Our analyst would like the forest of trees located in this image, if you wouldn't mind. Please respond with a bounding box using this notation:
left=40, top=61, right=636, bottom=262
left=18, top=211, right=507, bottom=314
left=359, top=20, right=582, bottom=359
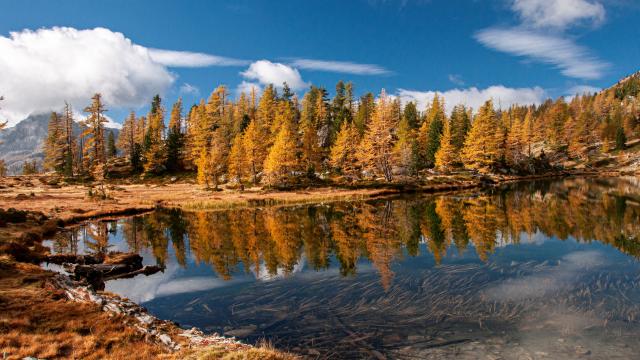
left=41, top=74, right=640, bottom=186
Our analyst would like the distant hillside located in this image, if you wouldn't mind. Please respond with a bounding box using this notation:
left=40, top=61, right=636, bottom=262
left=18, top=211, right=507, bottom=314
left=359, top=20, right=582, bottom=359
left=0, top=114, right=119, bottom=175
left=605, top=70, right=640, bottom=100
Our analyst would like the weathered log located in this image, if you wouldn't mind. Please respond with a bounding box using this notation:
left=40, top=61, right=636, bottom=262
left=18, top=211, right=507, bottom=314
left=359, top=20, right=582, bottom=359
left=46, top=253, right=104, bottom=265
left=103, top=265, right=164, bottom=281
left=104, top=253, right=143, bottom=268
left=64, top=263, right=141, bottom=278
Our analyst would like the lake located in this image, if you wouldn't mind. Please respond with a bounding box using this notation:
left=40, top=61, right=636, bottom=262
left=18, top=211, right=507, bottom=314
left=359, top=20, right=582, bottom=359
left=44, top=177, right=640, bottom=359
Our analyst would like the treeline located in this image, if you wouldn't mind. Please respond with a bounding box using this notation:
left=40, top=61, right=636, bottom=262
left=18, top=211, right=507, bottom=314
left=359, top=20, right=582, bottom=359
left=43, top=75, right=640, bottom=185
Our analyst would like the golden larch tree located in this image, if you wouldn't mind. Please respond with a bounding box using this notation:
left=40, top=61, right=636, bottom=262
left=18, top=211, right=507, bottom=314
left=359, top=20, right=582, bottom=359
left=357, top=89, right=396, bottom=182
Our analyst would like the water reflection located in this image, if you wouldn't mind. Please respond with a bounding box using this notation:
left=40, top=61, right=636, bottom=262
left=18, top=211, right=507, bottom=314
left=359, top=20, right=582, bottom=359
left=46, top=177, right=640, bottom=359
left=51, top=177, right=640, bottom=288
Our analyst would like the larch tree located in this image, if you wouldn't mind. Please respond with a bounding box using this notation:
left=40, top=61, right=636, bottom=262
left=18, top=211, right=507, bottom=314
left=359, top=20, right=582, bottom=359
left=506, top=116, right=524, bottom=164
left=434, top=118, right=457, bottom=171
left=44, top=111, right=66, bottom=173
left=521, top=109, right=534, bottom=159
left=143, top=95, right=167, bottom=173
left=357, top=89, right=396, bottom=182
left=203, top=128, right=228, bottom=189
left=118, top=111, right=137, bottom=163
left=61, top=103, right=76, bottom=176
left=228, top=134, right=248, bottom=183
left=82, top=93, right=108, bottom=171
left=462, top=100, right=501, bottom=172
left=263, top=124, right=298, bottom=186
left=330, top=121, right=359, bottom=177
left=242, top=119, right=268, bottom=184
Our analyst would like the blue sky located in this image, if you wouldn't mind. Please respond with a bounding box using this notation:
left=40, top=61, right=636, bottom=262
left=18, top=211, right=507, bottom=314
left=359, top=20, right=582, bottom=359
left=1, top=0, right=639, bottom=126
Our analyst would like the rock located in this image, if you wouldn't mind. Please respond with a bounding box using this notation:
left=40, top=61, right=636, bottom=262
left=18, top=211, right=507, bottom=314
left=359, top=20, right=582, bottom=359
left=308, top=349, right=321, bottom=356
left=159, top=334, right=173, bottom=346
left=575, top=347, right=591, bottom=356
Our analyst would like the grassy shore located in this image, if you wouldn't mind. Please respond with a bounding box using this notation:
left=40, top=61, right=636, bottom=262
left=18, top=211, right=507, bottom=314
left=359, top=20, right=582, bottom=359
left=0, top=169, right=632, bottom=359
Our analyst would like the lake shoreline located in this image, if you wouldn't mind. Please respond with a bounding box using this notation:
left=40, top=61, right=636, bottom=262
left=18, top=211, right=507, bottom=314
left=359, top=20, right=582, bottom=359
left=0, top=169, right=633, bottom=359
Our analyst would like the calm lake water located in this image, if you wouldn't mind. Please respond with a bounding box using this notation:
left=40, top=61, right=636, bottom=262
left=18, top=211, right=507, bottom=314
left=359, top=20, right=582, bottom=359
left=45, top=177, right=640, bottom=359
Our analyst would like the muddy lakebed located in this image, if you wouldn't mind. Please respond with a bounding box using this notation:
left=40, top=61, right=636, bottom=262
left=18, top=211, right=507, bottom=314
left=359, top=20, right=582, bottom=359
left=43, top=177, right=640, bottom=359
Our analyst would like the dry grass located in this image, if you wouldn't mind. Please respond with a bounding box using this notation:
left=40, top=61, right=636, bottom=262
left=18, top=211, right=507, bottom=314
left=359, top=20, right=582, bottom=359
left=0, top=176, right=406, bottom=219
left=181, top=342, right=297, bottom=360
left=0, top=260, right=172, bottom=360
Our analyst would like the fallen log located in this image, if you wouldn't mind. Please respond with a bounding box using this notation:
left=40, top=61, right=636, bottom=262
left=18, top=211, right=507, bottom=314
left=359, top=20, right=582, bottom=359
left=103, top=265, right=164, bottom=281
left=46, top=253, right=104, bottom=265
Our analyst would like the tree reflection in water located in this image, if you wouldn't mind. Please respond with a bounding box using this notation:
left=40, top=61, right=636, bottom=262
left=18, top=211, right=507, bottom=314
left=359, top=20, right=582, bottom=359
left=52, top=177, right=640, bottom=289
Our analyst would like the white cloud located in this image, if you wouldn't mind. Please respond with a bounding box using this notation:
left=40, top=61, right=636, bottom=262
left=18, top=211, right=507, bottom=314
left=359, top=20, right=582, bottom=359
left=235, top=81, right=262, bottom=97
left=148, top=48, right=248, bottom=67
left=566, top=84, right=601, bottom=96
left=474, top=28, right=608, bottom=80
left=240, top=60, right=309, bottom=91
left=512, top=0, right=606, bottom=30
left=397, top=85, right=547, bottom=114
left=483, top=250, right=606, bottom=302
left=0, top=27, right=176, bottom=126
left=0, top=27, right=246, bottom=126
left=475, top=1, right=608, bottom=80
left=289, top=58, right=390, bottom=75
left=448, top=74, right=465, bottom=86
left=179, top=83, right=200, bottom=96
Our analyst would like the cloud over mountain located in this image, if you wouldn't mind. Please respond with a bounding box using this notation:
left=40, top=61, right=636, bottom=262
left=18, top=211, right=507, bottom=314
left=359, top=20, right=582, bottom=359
left=0, top=27, right=246, bottom=126
left=397, top=85, right=547, bottom=114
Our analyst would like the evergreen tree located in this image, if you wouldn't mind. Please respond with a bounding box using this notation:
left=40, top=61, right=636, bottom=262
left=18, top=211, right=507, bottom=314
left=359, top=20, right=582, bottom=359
left=300, top=87, right=322, bottom=172
left=357, top=89, right=396, bottom=181
left=166, top=98, right=184, bottom=172
left=107, top=130, right=117, bottom=158
left=615, top=125, right=627, bottom=150
left=393, top=108, right=419, bottom=176
left=418, top=95, right=446, bottom=168
left=403, top=102, right=419, bottom=130
left=449, top=104, right=470, bottom=151
left=354, top=93, right=375, bottom=136
left=462, top=100, right=501, bottom=172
